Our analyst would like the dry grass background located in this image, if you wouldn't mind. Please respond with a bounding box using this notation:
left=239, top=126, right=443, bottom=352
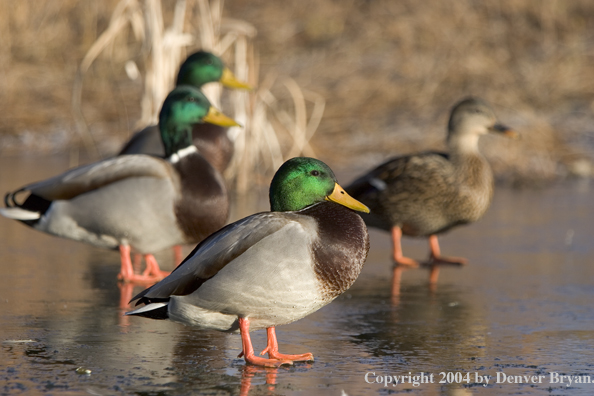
left=1, top=0, right=594, bottom=186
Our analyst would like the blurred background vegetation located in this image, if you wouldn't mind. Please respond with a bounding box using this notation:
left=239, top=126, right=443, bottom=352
left=1, top=0, right=593, bottom=186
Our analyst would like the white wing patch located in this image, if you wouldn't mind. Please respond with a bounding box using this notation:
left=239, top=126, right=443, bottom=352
left=369, top=177, right=387, bottom=191
left=0, top=207, right=41, bottom=220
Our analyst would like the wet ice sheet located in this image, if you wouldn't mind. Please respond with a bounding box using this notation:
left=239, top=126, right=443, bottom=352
left=0, top=155, right=593, bottom=395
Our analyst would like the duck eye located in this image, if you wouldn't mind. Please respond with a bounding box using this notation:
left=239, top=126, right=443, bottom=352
left=206, top=59, right=213, bottom=65
left=310, top=170, right=320, bottom=176
left=187, top=96, right=196, bottom=102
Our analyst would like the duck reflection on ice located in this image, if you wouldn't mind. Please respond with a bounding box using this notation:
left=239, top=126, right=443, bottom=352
left=240, top=365, right=279, bottom=396
left=167, top=326, right=311, bottom=395
left=339, top=282, right=489, bottom=368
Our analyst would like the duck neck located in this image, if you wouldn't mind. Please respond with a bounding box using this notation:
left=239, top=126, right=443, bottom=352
left=191, top=125, right=233, bottom=172
left=447, top=133, right=481, bottom=157
left=161, top=123, right=194, bottom=158
left=448, top=133, right=492, bottom=191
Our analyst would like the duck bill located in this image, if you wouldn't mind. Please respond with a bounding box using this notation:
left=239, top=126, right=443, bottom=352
left=325, top=183, right=370, bottom=213
left=491, top=123, right=519, bottom=139
left=220, top=67, right=252, bottom=90
left=203, top=107, right=242, bottom=128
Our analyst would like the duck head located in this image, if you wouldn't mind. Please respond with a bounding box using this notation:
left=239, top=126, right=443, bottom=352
left=158, top=85, right=240, bottom=157
left=176, top=51, right=252, bottom=90
left=269, top=157, right=370, bottom=213
left=447, top=97, right=517, bottom=151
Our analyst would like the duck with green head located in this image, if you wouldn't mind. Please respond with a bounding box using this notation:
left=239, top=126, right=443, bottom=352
left=1, top=86, right=239, bottom=283
left=119, top=50, right=251, bottom=173
left=127, top=157, right=370, bottom=367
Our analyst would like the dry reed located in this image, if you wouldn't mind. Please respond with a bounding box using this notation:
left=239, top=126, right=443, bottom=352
left=1, top=0, right=593, bottom=183
left=71, top=0, right=323, bottom=192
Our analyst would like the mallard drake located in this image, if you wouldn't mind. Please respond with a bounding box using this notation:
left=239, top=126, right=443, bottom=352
left=121, top=51, right=250, bottom=265
left=346, top=97, right=517, bottom=288
left=126, top=157, right=370, bottom=367
left=1, top=86, right=239, bottom=283
left=118, top=50, right=251, bottom=173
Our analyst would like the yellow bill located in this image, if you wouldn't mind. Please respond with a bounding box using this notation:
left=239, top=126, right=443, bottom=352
left=220, top=67, right=252, bottom=90
left=325, top=183, right=370, bottom=213
left=203, top=107, right=242, bottom=128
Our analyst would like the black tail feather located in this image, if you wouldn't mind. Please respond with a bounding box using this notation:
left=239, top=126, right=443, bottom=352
left=126, top=303, right=169, bottom=320
left=20, top=194, right=52, bottom=214
left=5, top=188, right=51, bottom=214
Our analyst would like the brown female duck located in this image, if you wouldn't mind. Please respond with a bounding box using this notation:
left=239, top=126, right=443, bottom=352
left=346, top=97, right=517, bottom=289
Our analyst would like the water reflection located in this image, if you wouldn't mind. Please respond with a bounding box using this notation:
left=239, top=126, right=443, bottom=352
left=240, top=365, right=280, bottom=396
left=345, top=283, right=488, bottom=366
left=2, top=156, right=594, bottom=395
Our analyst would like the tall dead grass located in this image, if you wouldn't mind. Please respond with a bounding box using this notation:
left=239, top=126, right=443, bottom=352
left=71, top=0, right=323, bottom=192
left=1, top=0, right=593, bottom=183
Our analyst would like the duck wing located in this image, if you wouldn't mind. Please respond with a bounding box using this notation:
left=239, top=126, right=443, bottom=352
left=347, top=152, right=451, bottom=199
left=11, top=155, right=174, bottom=203
left=117, top=125, right=165, bottom=156
left=131, top=212, right=300, bottom=304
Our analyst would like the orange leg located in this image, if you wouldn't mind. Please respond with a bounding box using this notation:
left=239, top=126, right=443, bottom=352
left=118, top=245, right=133, bottom=281
left=425, top=235, right=467, bottom=285
left=144, top=254, right=170, bottom=280
left=133, top=253, right=142, bottom=272
left=390, top=226, right=418, bottom=299
left=117, top=245, right=154, bottom=283
left=391, top=226, right=420, bottom=267
left=238, top=318, right=292, bottom=367
left=117, top=245, right=167, bottom=283
left=260, top=327, right=314, bottom=362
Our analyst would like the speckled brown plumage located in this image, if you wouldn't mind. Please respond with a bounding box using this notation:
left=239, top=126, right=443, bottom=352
left=346, top=97, right=515, bottom=287
left=348, top=150, right=493, bottom=237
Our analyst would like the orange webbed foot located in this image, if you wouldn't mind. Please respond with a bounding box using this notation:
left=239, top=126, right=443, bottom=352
left=119, top=246, right=168, bottom=283
left=259, top=327, right=314, bottom=362
left=117, top=272, right=164, bottom=284
left=143, top=254, right=170, bottom=280
left=260, top=346, right=314, bottom=362
left=391, top=226, right=420, bottom=268
left=245, top=354, right=293, bottom=368
left=237, top=350, right=293, bottom=367
left=424, top=234, right=467, bottom=267
left=423, top=255, right=467, bottom=267
left=238, top=321, right=296, bottom=367
left=393, top=255, right=420, bottom=268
